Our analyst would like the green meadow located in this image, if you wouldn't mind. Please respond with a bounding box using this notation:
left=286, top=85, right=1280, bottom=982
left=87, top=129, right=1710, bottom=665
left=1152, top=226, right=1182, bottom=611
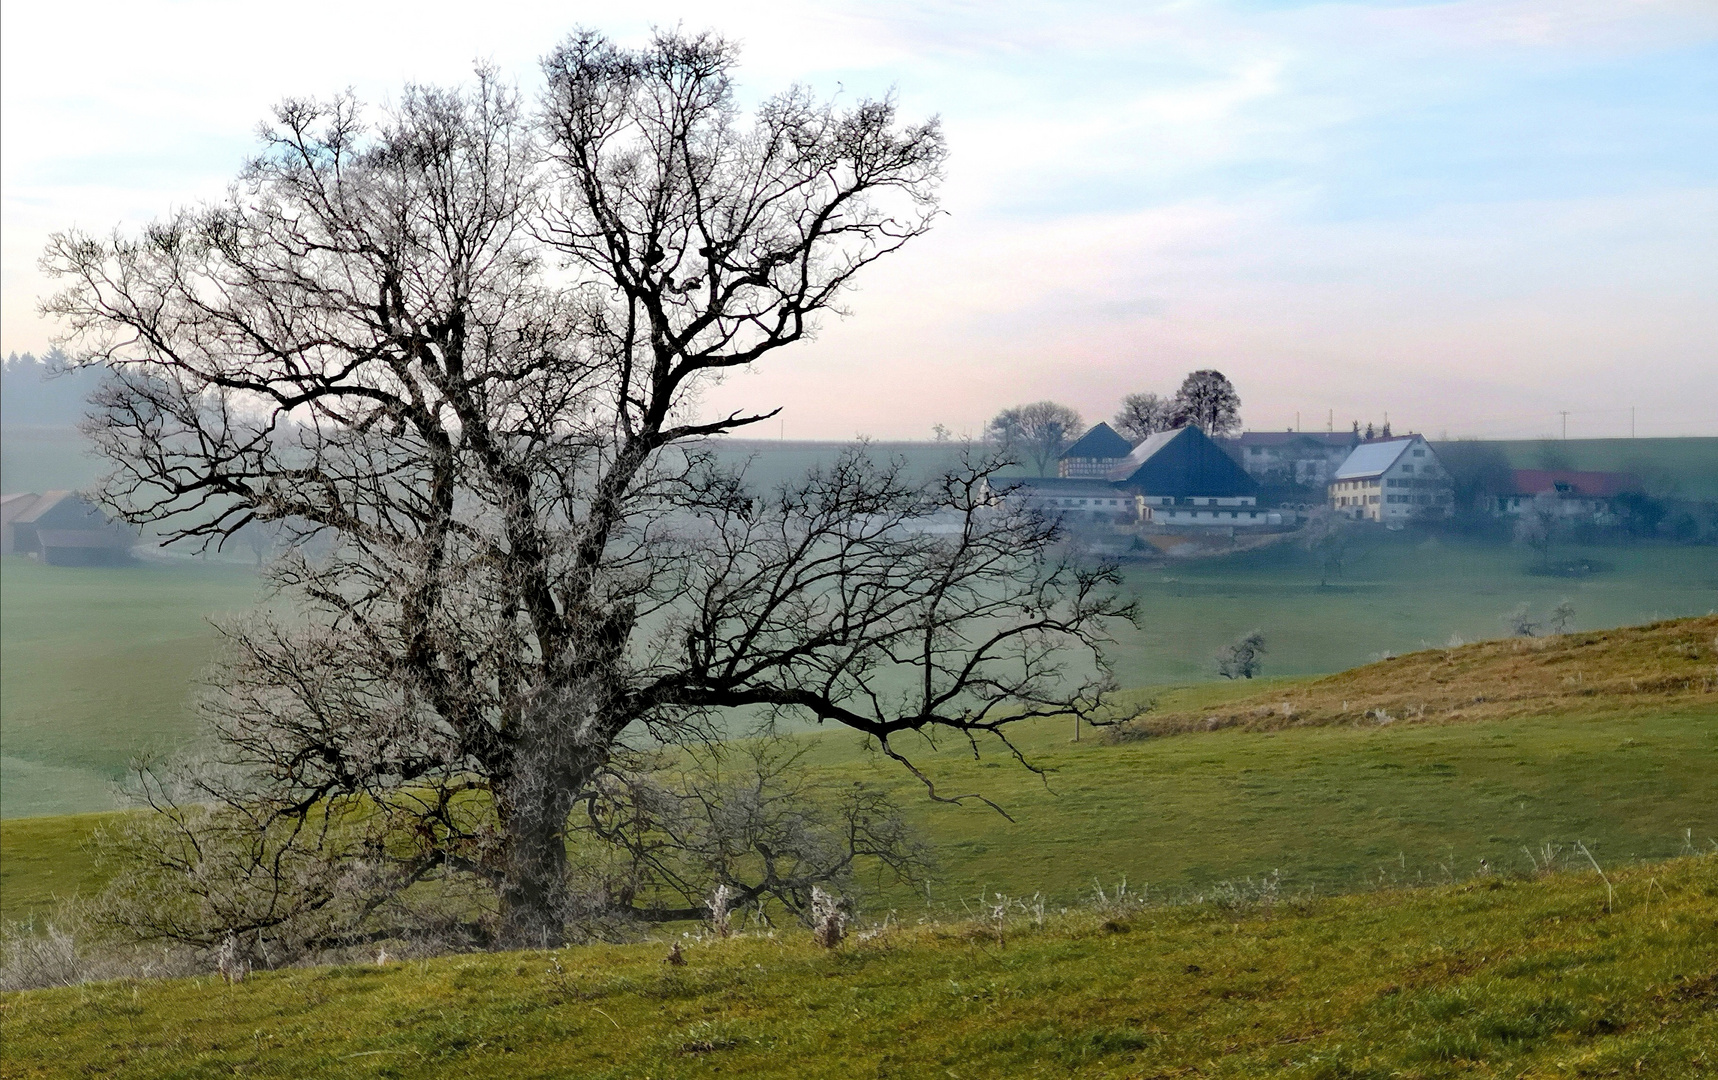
left=6, top=643, right=1715, bottom=925
left=0, top=560, right=262, bottom=818
left=4, top=534, right=1716, bottom=818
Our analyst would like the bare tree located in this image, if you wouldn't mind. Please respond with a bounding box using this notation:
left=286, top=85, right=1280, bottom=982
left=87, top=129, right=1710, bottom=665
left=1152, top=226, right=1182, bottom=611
left=1169, top=370, right=1241, bottom=437
left=573, top=737, right=932, bottom=929
left=45, top=31, right=1134, bottom=949
left=1299, top=507, right=1352, bottom=588
left=1216, top=630, right=1266, bottom=680
left=1506, top=602, right=1539, bottom=638
left=1112, top=392, right=1171, bottom=444
left=987, top=401, right=1084, bottom=476
left=1514, top=492, right=1560, bottom=572
left=1547, top=599, right=1575, bottom=635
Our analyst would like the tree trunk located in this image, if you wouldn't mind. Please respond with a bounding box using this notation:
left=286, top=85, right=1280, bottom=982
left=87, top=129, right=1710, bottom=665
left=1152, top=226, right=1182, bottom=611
left=495, top=731, right=601, bottom=949
left=497, top=789, right=574, bottom=949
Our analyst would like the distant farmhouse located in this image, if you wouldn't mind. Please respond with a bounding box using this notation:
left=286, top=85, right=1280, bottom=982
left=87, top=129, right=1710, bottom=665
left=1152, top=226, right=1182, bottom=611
left=0, top=491, right=134, bottom=565
left=1328, top=436, right=1453, bottom=524
left=1007, top=425, right=1289, bottom=530
left=1227, top=430, right=1359, bottom=489
left=1490, top=469, right=1640, bottom=523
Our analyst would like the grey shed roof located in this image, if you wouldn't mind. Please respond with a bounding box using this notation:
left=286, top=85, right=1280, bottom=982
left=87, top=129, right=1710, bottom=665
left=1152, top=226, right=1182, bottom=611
left=1332, top=438, right=1418, bottom=481
left=1059, top=422, right=1134, bottom=460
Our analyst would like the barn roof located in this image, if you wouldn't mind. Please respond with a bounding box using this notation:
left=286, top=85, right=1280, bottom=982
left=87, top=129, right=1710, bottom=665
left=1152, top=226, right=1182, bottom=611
left=12, top=490, right=78, bottom=523
left=1, top=492, right=43, bottom=524
left=1059, top=422, right=1134, bottom=460
left=1107, top=426, right=1259, bottom=497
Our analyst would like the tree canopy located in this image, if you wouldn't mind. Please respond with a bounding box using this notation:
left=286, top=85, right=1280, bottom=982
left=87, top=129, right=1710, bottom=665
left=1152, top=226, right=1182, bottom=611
left=44, top=30, right=1134, bottom=951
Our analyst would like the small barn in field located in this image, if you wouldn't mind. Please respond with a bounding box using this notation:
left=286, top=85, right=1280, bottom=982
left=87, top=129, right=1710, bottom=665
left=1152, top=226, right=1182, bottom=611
left=1, top=491, right=135, bottom=566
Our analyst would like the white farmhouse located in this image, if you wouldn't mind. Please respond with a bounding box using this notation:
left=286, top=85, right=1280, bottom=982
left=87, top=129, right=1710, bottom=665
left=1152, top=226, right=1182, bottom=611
left=1328, top=436, right=1453, bottom=525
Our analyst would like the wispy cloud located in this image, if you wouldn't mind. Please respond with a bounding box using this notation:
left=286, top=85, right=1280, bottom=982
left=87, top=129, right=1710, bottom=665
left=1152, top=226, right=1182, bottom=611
left=5, top=0, right=1714, bottom=437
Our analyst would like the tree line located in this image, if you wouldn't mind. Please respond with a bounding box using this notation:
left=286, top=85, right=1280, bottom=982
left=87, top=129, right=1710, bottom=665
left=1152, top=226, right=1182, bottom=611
left=987, top=369, right=1242, bottom=475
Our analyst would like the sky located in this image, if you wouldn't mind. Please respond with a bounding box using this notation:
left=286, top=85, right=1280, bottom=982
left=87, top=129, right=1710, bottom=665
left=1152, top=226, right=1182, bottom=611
left=3, top=0, right=1715, bottom=440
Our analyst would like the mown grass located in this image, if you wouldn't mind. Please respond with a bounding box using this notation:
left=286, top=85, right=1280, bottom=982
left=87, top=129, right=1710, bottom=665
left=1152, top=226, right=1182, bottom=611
left=0, top=815, right=112, bottom=927
left=3, top=620, right=1715, bottom=922
left=1, top=854, right=1712, bottom=1079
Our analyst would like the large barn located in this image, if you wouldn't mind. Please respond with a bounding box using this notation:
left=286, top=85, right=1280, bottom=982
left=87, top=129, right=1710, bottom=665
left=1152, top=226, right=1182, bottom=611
left=1004, top=425, right=1284, bottom=530
left=1107, top=425, right=1260, bottom=505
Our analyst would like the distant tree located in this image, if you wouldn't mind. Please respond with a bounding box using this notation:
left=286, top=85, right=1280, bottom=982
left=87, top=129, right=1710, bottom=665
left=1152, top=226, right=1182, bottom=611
left=931, top=424, right=951, bottom=443
left=1514, top=492, right=1560, bottom=572
left=1536, top=439, right=1573, bottom=472
left=0, top=349, right=106, bottom=427
left=1299, top=507, right=1352, bottom=587
left=1169, top=370, right=1241, bottom=437
left=1112, top=392, right=1171, bottom=443
left=1433, top=440, right=1514, bottom=522
left=1612, top=491, right=1666, bottom=539
left=1547, top=599, right=1575, bottom=635
left=987, top=401, right=1084, bottom=476
left=1506, top=602, right=1539, bottom=638
left=1217, top=630, right=1266, bottom=679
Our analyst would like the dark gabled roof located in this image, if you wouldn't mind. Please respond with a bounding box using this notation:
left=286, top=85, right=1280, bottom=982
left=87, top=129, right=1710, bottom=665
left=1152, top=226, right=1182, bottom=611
left=1107, top=425, right=1259, bottom=497
left=1503, top=469, right=1640, bottom=498
left=1059, top=422, right=1134, bottom=461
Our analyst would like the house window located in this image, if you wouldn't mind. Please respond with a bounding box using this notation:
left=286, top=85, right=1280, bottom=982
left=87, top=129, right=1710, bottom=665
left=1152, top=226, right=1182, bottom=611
left=1412, top=449, right=1425, bottom=457
left=1401, top=464, right=1414, bottom=474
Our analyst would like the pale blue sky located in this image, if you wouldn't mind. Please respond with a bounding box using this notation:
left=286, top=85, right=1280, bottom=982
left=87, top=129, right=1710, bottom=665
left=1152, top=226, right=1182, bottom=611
left=4, top=0, right=1714, bottom=438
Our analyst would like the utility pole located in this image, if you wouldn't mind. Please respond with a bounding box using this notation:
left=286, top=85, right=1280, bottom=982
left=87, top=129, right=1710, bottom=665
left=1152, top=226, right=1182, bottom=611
left=1327, top=409, right=1333, bottom=432
left=1558, top=411, right=1570, bottom=440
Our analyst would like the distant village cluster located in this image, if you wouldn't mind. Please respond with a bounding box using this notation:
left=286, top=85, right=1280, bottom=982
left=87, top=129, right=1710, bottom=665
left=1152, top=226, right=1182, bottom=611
left=992, top=369, right=1646, bottom=542
left=0, top=359, right=1670, bottom=568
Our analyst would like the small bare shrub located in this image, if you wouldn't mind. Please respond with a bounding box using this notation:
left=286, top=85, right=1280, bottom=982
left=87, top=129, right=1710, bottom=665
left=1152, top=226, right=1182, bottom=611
left=1217, top=630, right=1267, bottom=680
left=809, top=887, right=847, bottom=949
left=706, top=884, right=738, bottom=939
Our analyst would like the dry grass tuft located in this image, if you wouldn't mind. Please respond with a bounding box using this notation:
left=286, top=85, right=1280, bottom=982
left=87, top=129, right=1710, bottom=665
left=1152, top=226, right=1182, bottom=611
left=1108, top=614, right=1718, bottom=741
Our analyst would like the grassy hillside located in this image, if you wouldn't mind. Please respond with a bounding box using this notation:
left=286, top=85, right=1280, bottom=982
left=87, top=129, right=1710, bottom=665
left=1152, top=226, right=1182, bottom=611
left=1482, top=436, right=1718, bottom=500
left=1111, top=614, right=1718, bottom=737
left=2, top=855, right=1713, bottom=1078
